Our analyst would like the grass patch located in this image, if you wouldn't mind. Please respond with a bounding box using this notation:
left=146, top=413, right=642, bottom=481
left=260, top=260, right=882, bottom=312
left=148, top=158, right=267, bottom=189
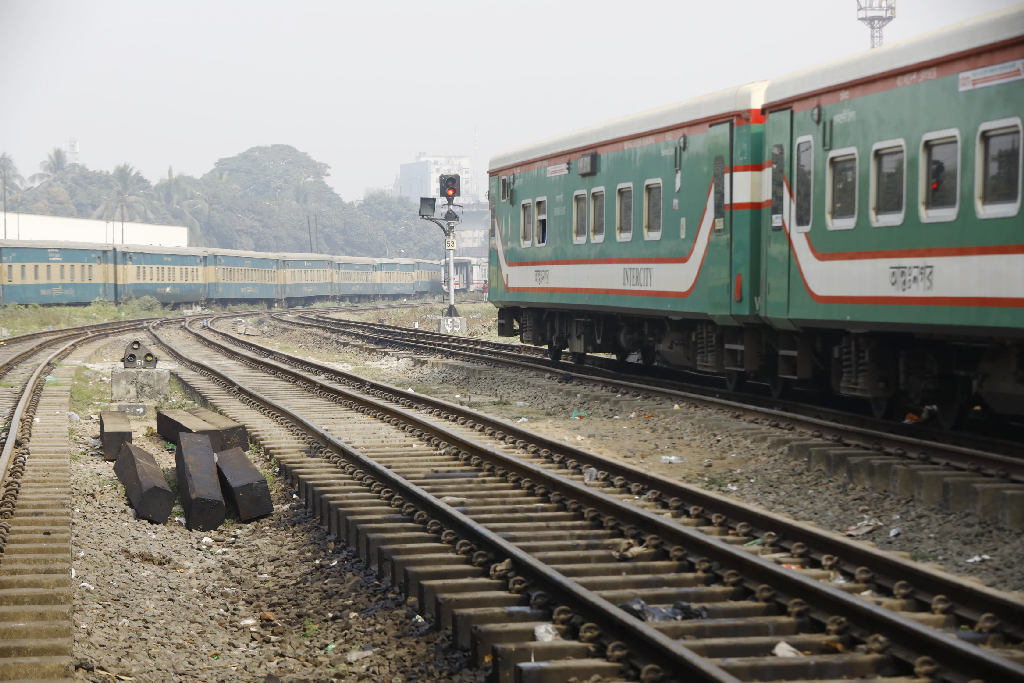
left=704, top=474, right=726, bottom=489
left=69, top=365, right=108, bottom=415
left=0, top=297, right=176, bottom=337
left=163, top=466, right=180, bottom=502
left=302, top=617, right=319, bottom=639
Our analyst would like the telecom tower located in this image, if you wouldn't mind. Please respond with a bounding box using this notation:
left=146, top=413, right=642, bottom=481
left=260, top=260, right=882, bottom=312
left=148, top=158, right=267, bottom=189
left=857, top=0, right=896, bottom=49
left=65, top=138, right=79, bottom=165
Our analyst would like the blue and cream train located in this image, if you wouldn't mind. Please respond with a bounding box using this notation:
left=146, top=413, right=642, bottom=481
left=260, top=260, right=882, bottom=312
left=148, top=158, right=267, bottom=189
left=0, top=240, right=446, bottom=306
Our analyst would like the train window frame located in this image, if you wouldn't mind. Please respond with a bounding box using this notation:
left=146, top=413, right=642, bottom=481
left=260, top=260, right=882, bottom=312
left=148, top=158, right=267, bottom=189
left=616, top=183, right=633, bottom=242
left=572, top=191, right=588, bottom=244
left=60, top=265, right=65, bottom=280
left=21, top=265, right=25, bottom=281
left=794, top=135, right=814, bottom=233
left=826, top=146, right=859, bottom=231
left=534, top=197, right=548, bottom=247
left=69, top=264, right=74, bottom=281
left=6, top=265, right=10, bottom=283
left=500, top=176, right=508, bottom=201
left=88, top=265, right=93, bottom=281
left=771, top=144, right=785, bottom=231
left=520, top=199, right=533, bottom=248
left=46, top=265, right=51, bottom=281
left=643, top=179, right=663, bottom=240
left=869, top=139, right=906, bottom=228
left=34, top=265, right=39, bottom=281
left=919, top=129, right=961, bottom=224
left=590, top=187, right=606, bottom=243
left=975, top=117, right=1022, bottom=220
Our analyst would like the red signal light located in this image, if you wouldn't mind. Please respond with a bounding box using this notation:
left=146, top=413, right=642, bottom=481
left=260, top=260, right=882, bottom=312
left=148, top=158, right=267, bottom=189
left=446, top=188, right=455, bottom=197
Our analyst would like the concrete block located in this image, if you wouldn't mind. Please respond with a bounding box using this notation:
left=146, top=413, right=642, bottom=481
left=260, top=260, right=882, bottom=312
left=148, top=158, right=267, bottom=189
left=110, top=368, right=170, bottom=402
left=216, top=447, right=273, bottom=521
left=438, top=317, right=468, bottom=335
left=869, top=459, right=897, bottom=492
left=999, top=490, right=1024, bottom=530
left=786, top=441, right=830, bottom=459
left=890, top=465, right=947, bottom=499
left=941, top=477, right=994, bottom=512
left=914, top=471, right=988, bottom=507
left=176, top=433, right=225, bottom=531
left=99, top=411, right=132, bottom=462
left=158, top=409, right=221, bottom=450
left=114, top=443, right=174, bottom=523
left=970, top=483, right=1024, bottom=523
left=845, top=456, right=890, bottom=487
left=188, top=408, right=249, bottom=451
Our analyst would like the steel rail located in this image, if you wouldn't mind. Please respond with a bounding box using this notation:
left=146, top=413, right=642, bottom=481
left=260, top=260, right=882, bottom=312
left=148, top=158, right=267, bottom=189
left=163, top=316, right=1024, bottom=683
left=151, top=319, right=742, bottom=683
left=289, top=312, right=1024, bottom=483
left=208, top=317, right=1024, bottom=643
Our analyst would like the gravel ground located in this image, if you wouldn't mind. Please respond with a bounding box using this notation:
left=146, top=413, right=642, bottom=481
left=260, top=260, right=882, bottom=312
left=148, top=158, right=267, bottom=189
left=69, top=338, right=484, bottom=683
left=255, top=319, right=1024, bottom=595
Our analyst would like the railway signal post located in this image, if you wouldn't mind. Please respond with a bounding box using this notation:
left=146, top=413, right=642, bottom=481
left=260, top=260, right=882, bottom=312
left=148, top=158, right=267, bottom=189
left=419, top=175, right=467, bottom=333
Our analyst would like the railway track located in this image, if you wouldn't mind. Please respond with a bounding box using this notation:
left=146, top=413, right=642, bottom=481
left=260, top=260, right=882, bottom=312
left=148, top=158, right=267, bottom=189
left=0, top=320, right=152, bottom=681
left=279, top=311, right=1024, bottom=485
left=150, top=314, right=1024, bottom=683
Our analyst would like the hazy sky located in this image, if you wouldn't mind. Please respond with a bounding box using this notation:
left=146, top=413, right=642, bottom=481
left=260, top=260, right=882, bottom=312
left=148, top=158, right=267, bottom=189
left=1, top=0, right=1019, bottom=200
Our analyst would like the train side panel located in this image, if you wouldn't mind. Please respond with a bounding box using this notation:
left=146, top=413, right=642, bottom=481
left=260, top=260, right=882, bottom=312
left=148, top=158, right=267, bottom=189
left=0, top=243, right=113, bottom=305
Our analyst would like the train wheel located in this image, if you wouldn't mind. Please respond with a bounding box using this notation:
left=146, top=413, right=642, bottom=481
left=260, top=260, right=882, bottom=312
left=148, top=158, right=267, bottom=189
left=869, top=396, right=894, bottom=420
left=615, top=350, right=630, bottom=364
left=548, top=345, right=563, bottom=362
left=572, top=352, right=586, bottom=365
left=640, top=347, right=656, bottom=366
left=769, top=376, right=789, bottom=399
left=725, top=370, right=746, bottom=392
left=933, top=381, right=971, bottom=431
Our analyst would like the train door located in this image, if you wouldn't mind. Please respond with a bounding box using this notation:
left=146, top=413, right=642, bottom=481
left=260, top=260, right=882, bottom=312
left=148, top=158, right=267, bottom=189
left=764, top=109, right=793, bottom=324
left=706, top=121, right=734, bottom=321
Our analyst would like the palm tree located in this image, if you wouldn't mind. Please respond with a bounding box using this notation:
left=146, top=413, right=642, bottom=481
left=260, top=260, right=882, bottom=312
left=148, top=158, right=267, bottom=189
left=157, top=165, right=187, bottom=213
left=0, top=153, right=25, bottom=190
left=27, top=147, right=68, bottom=186
left=179, top=194, right=209, bottom=247
left=91, top=163, right=160, bottom=226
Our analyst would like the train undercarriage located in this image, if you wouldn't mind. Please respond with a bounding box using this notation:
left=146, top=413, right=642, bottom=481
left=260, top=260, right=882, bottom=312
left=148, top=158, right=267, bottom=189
left=496, top=306, right=1024, bottom=429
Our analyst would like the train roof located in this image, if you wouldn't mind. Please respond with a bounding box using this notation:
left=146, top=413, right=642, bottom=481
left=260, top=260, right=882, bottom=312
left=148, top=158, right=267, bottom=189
left=0, top=239, right=114, bottom=252
left=205, top=247, right=282, bottom=260
left=279, top=252, right=335, bottom=262
left=488, top=82, right=768, bottom=173
left=376, top=258, right=417, bottom=265
left=765, top=4, right=1024, bottom=107
left=332, top=255, right=377, bottom=265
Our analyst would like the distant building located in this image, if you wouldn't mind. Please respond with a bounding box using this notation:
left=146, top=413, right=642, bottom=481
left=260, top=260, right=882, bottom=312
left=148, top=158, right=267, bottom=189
left=0, top=213, right=187, bottom=247
left=397, top=153, right=482, bottom=204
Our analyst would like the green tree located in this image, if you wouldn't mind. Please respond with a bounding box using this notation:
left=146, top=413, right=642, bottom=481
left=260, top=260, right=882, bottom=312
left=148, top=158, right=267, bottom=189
left=28, top=147, right=69, bottom=186
left=0, top=153, right=25, bottom=190
left=91, top=163, right=160, bottom=223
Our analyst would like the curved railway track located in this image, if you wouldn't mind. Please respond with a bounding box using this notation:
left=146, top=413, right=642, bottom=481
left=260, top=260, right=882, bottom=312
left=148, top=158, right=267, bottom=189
left=279, top=311, right=1024, bottom=485
left=0, top=319, right=155, bottom=681
left=148, top=314, right=1024, bottom=683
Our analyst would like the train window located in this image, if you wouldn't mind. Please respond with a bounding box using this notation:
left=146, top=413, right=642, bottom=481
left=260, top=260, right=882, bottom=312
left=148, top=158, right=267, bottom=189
left=150, top=267, right=154, bottom=280
left=572, top=191, right=587, bottom=244
left=826, top=147, right=858, bottom=230
left=771, top=145, right=785, bottom=231
left=520, top=200, right=533, bottom=247
left=644, top=180, right=662, bottom=240
left=60, top=265, right=64, bottom=280
left=591, top=189, right=605, bottom=243
left=500, top=177, right=508, bottom=201
left=33, top=265, right=38, bottom=280
left=616, top=184, right=633, bottom=241
left=535, top=199, right=547, bottom=246
left=712, top=157, right=725, bottom=234
left=80, top=265, right=84, bottom=280
left=870, top=140, right=905, bottom=227
left=794, top=137, right=814, bottom=232
left=21, top=265, right=25, bottom=281
left=46, top=265, right=51, bottom=281
left=88, top=265, right=93, bottom=281
left=6, top=265, right=10, bottom=283
left=69, top=265, right=74, bottom=281
left=977, top=118, right=1022, bottom=219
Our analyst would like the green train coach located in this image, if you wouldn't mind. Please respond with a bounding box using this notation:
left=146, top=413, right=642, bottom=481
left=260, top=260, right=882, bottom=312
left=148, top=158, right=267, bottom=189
left=488, top=6, right=1024, bottom=426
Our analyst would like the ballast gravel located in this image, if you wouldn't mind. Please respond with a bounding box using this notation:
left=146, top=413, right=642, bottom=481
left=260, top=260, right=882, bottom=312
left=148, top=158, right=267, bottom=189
left=68, top=356, right=484, bottom=682
left=256, top=319, right=1024, bottom=595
